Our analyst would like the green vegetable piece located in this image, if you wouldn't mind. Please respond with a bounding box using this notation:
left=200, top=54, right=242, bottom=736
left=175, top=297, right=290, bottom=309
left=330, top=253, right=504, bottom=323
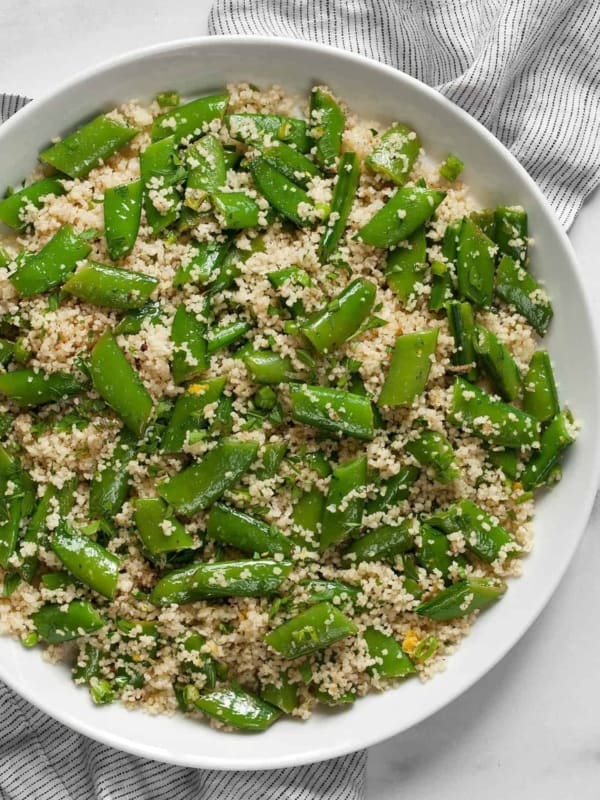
left=439, top=154, right=464, bottom=182
left=473, top=324, right=521, bottom=402
left=470, top=209, right=496, bottom=240
left=449, top=377, right=540, bottom=448
left=346, top=519, right=414, bottom=564
left=0, top=177, right=65, bottom=230
left=291, top=384, right=374, bottom=440
left=385, top=227, right=427, bottom=303
left=405, top=428, right=460, bottom=483
left=321, top=454, right=367, bottom=550
left=51, top=525, right=120, bottom=599
left=0, top=368, right=83, bottom=407
left=150, top=558, right=292, bottom=605
left=162, top=377, right=225, bottom=452
left=261, top=673, right=299, bottom=714
left=0, top=338, right=15, bottom=367
left=378, top=329, right=438, bottom=406
left=89, top=429, right=136, bottom=519
left=243, top=350, right=295, bottom=384
left=206, top=503, right=291, bottom=557
left=319, top=151, right=361, bottom=262
left=185, top=134, right=227, bottom=198
left=207, top=320, right=251, bottom=354
left=90, top=330, right=153, bottom=436
left=522, top=350, right=559, bottom=423
left=365, top=465, right=420, bottom=515
left=228, top=112, right=310, bottom=152
left=256, top=441, right=287, bottom=479
left=158, top=436, right=258, bottom=516
left=20, top=480, right=76, bottom=583
left=90, top=679, right=114, bottom=706
left=416, top=577, right=507, bottom=621
left=446, top=300, right=477, bottom=382
left=301, top=278, right=376, bottom=354
left=495, top=255, right=553, bottom=336
left=366, top=123, right=420, bottom=185
left=62, top=261, right=157, bottom=310
left=41, top=572, right=74, bottom=591
left=364, top=627, right=416, bottom=678
left=103, top=180, right=142, bottom=260
left=212, top=191, right=260, bottom=229
left=302, top=579, right=360, bottom=607
left=0, top=494, right=21, bottom=569
left=249, top=157, right=325, bottom=227
left=33, top=600, right=105, bottom=643
left=114, top=301, right=163, bottom=335
left=292, top=488, right=324, bottom=544
left=170, top=303, right=208, bottom=385
left=265, top=601, right=357, bottom=659
left=494, top=206, right=528, bottom=264
left=261, top=142, right=321, bottom=188
left=309, top=87, right=345, bottom=170
left=152, top=93, right=229, bottom=143
left=155, top=91, right=180, bottom=108
left=521, top=409, right=576, bottom=490
left=194, top=686, right=281, bottom=731
left=10, top=225, right=92, bottom=296
left=134, top=497, right=194, bottom=555
left=140, top=135, right=183, bottom=234
left=487, top=448, right=519, bottom=480
left=208, top=236, right=265, bottom=295
left=429, top=260, right=453, bottom=311
left=173, top=240, right=232, bottom=289
left=40, top=115, right=138, bottom=179
left=416, top=524, right=466, bottom=579
left=457, top=217, right=496, bottom=307
left=358, top=186, right=445, bottom=248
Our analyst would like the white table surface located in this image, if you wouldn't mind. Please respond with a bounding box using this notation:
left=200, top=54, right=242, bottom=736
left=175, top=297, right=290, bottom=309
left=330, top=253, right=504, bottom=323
left=1, top=2, right=599, bottom=796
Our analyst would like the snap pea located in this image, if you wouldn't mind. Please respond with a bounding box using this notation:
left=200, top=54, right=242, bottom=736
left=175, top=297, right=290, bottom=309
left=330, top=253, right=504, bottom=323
left=261, top=142, right=321, bottom=188
left=208, top=235, right=265, bottom=295
left=140, top=135, right=183, bottom=234
left=416, top=577, right=507, bottom=621
left=487, top=448, right=519, bottom=480
left=150, top=558, right=292, bottom=605
left=40, top=115, right=138, bottom=179
left=470, top=209, right=496, bottom=240
left=134, top=497, right=194, bottom=555
left=20, top=479, right=76, bottom=583
left=405, top=428, right=460, bottom=483
left=473, top=324, right=521, bottom=401
left=446, top=300, right=477, bottom=381
left=302, top=579, right=361, bottom=607
left=366, top=123, right=420, bottom=185
left=495, top=255, right=553, bottom=336
left=416, top=524, right=466, bottom=579
left=385, top=227, right=427, bottom=303
left=0, top=494, right=21, bottom=569
left=32, top=600, right=105, bottom=643
left=158, top=436, right=258, bottom=516
left=358, top=187, right=445, bottom=249
left=521, top=409, right=576, bottom=490
left=62, top=261, right=158, bottom=310
left=301, top=278, right=376, bottom=354
left=378, top=329, right=438, bottom=407
left=249, top=157, right=326, bottom=226
left=243, top=350, right=295, bottom=384
left=261, top=673, right=299, bottom=714
left=90, top=330, right=153, bottom=436
left=345, top=519, right=414, bottom=564
left=207, top=320, right=251, bottom=354
left=365, top=465, right=420, bottom=515
left=173, top=240, right=232, bottom=288
left=292, top=487, right=324, bottom=544
left=290, top=384, right=374, bottom=440
left=206, top=503, right=292, bottom=557
left=103, top=180, right=142, bottom=260
left=256, top=441, right=287, bottom=479
left=265, top=601, right=357, bottom=659
left=184, top=134, right=227, bottom=200
left=162, top=377, right=225, bottom=452
left=268, top=265, right=312, bottom=291
left=439, top=154, right=464, bottom=183
left=522, top=350, right=559, bottom=423
left=227, top=113, right=310, bottom=152
left=0, top=367, right=83, bottom=407
left=494, top=206, right=528, bottom=264
left=212, top=191, right=260, bottom=229
left=309, top=87, right=345, bottom=170
left=0, top=338, right=14, bottom=367
left=401, top=554, right=423, bottom=599
left=151, top=93, right=228, bottom=143
left=449, top=377, right=540, bottom=448
left=429, top=260, right=453, bottom=311
left=114, top=301, right=163, bottom=335
left=10, top=225, right=92, bottom=296
left=319, top=151, right=361, bottom=262
left=364, top=627, right=416, bottom=678
left=427, top=498, right=519, bottom=563
left=41, top=572, right=75, bottom=591
left=194, top=686, right=281, bottom=731
left=89, top=429, right=136, bottom=519
left=51, top=525, right=120, bottom=599
left=0, top=177, right=65, bottom=230
left=457, top=217, right=496, bottom=307
left=170, top=303, right=209, bottom=384
left=320, top=454, right=367, bottom=550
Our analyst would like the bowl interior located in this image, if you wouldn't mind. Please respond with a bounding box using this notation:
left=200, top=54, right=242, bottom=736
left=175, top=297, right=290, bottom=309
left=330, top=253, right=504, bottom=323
left=1, top=36, right=598, bottom=770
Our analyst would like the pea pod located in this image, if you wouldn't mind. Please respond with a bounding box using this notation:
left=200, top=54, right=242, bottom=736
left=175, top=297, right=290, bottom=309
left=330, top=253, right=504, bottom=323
left=10, top=225, right=92, bottom=296
left=364, top=627, right=416, bottom=678
left=152, top=93, right=228, bottom=143
left=90, top=330, right=153, bottom=437
left=150, top=558, right=292, bottom=605
left=358, top=187, right=445, bottom=249
left=140, top=135, right=183, bottom=234
left=62, top=261, right=158, bottom=310
left=162, top=377, right=225, bottom=452
left=385, top=227, right=427, bottom=303
left=427, top=499, right=519, bottom=563
left=243, top=350, right=295, bottom=384
left=366, top=123, right=420, bottom=185
left=292, top=487, right=324, bottom=544
left=261, top=673, right=299, bottom=714
left=473, top=324, right=521, bottom=402
left=227, top=113, right=310, bottom=152
left=33, top=600, right=105, bottom=643
left=20, top=479, right=76, bottom=583
left=494, top=206, right=528, bottom=264
left=319, top=151, right=360, bottom=262
left=40, top=115, right=138, bottom=179
left=439, top=154, right=464, bottom=182
left=429, top=260, right=453, bottom=311
left=405, top=428, right=460, bottom=483
left=0, top=177, right=65, bottom=230
left=309, top=87, right=345, bottom=170
left=184, top=134, right=227, bottom=199
left=345, top=519, right=414, bottom=564
left=256, top=441, right=287, bottom=480
left=173, top=240, right=232, bottom=289
left=321, top=454, right=367, bottom=550
left=170, top=303, right=209, bottom=385
left=416, top=524, right=466, bottom=579
left=89, top=430, right=136, bottom=520
left=207, top=320, right=251, bottom=354
left=0, top=493, right=21, bottom=569
left=212, top=191, right=260, bottom=229
left=302, top=579, right=360, bottom=607
left=446, top=300, right=477, bottom=381
left=416, top=577, right=507, bottom=621
left=521, top=409, right=576, bottom=490
left=366, top=466, right=420, bottom=515
left=134, top=497, right=194, bottom=555
left=0, top=368, right=83, bottom=407
left=265, top=601, right=357, bottom=659
left=103, top=180, right=142, bottom=260
left=194, top=686, right=281, bottom=731
left=522, top=350, right=559, bottom=423
left=114, top=301, right=163, bottom=336
left=378, top=329, right=438, bottom=407
left=457, top=217, right=496, bottom=307
left=158, top=437, right=258, bottom=516
left=0, top=338, right=14, bottom=367
left=495, top=255, right=553, bottom=336
left=291, top=384, right=374, bottom=440
left=249, top=157, right=325, bottom=227
left=206, top=503, right=292, bottom=557
left=261, top=142, right=321, bottom=188
left=51, top=525, right=120, bottom=599
left=301, top=278, right=376, bottom=354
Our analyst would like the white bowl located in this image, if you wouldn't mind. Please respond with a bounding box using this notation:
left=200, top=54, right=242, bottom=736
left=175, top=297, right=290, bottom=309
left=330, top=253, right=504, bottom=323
left=1, top=36, right=598, bottom=770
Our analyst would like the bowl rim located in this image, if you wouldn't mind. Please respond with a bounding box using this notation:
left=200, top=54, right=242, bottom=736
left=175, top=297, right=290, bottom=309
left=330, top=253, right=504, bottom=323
left=1, top=33, right=599, bottom=770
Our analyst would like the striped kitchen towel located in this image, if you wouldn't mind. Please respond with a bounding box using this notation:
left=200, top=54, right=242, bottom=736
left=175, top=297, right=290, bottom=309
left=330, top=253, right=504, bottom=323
left=209, top=0, right=600, bottom=229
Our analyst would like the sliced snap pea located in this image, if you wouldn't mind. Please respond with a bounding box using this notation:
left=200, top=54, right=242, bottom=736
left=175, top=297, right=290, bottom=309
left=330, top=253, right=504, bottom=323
left=265, top=601, right=357, bottom=659
left=10, top=225, right=92, bottom=296
left=446, top=300, right=477, bottom=382
left=319, top=151, right=360, bottom=262
left=256, top=441, right=287, bottom=479
left=487, top=448, right=520, bottom=480
left=20, top=479, right=76, bottom=583
left=364, top=627, right=416, bottom=678
left=494, top=206, right=528, bottom=264
left=0, top=368, right=83, bottom=407
left=358, top=187, right=445, bottom=249
left=194, top=686, right=281, bottom=731
left=429, top=260, right=453, bottom=311
left=522, top=350, right=559, bottom=423
left=321, top=454, right=367, bottom=550
left=0, top=338, right=15, bottom=367
left=261, top=142, right=321, bottom=188
left=385, top=226, right=427, bottom=303
left=114, top=301, right=163, bottom=335
left=292, top=487, right=324, bottom=544
left=457, top=217, right=496, bottom=308
left=470, top=209, right=496, bottom=240
left=208, top=236, right=265, bottom=295
left=405, top=428, right=460, bottom=483
left=261, top=672, right=299, bottom=714
left=62, top=261, right=158, bottom=310
left=345, top=519, right=414, bottom=564
left=33, top=600, right=105, bottom=643
left=495, top=255, right=553, bottom=336
left=150, top=558, right=292, bottom=605
left=309, top=87, right=345, bottom=170
left=90, top=330, right=153, bottom=437
left=416, top=577, right=507, bottom=621
left=103, top=180, right=142, bottom=260
left=173, top=240, right=232, bottom=289
left=206, top=502, right=292, bottom=557
left=184, top=134, right=227, bottom=200
left=249, top=157, right=326, bottom=226
left=291, top=384, right=374, bottom=440
left=366, top=123, right=420, bottom=185
left=227, top=112, right=310, bottom=152
left=439, top=154, right=464, bottom=182
left=416, top=524, right=467, bottom=579
left=366, top=465, right=420, bottom=515
left=40, top=115, right=138, bottom=179
left=378, top=329, right=438, bottom=407
left=207, top=320, right=251, bottom=354
left=0, top=494, right=21, bottom=569
left=134, top=497, right=194, bottom=555
left=212, top=191, right=260, bottom=229
left=51, top=526, right=120, bottom=599
left=243, top=350, right=295, bottom=384
left=140, top=135, right=183, bottom=234
left=170, top=303, right=209, bottom=385
left=151, top=93, right=228, bottom=143
left=89, top=429, right=137, bottom=519
left=473, top=324, right=521, bottom=402
left=302, top=579, right=360, bottom=607
left=521, top=409, right=576, bottom=490
left=301, top=278, right=376, bottom=354
left=0, top=177, right=65, bottom=230
left=158, top=436, right=258, bottom=516
left=162, top=377, right=226, bottom=452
